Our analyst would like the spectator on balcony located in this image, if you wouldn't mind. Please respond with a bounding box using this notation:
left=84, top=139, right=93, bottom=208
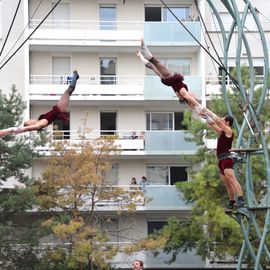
left=131, top=131, right=138, bottom=139
left=0, top=71, right=79, bottom=139
left=139, top=176, right=148, bottom=193
left=130, top=177, right=137, bottom=185
left=137, top=39, right=205, bottom=117
left=132, top=259, right=144, bottom=270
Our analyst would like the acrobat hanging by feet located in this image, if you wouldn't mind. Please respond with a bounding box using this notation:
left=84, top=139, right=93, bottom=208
left=0, top=70, right=79, bottom=139
left=137, top=38, right=207, bottom=117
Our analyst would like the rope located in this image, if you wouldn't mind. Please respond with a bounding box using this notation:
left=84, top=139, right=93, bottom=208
left=0, top=0, right=22, bottom=57
left=0, top=0, right=62, bottom=71
left=0, top=0, right=45, bottom=67
left=159, top=0, right=241, bottom=91
left=195, top=0, right=225, bottom=71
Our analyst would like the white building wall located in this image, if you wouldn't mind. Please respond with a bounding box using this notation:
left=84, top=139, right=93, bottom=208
left=0, top=0, right=26, bottom=95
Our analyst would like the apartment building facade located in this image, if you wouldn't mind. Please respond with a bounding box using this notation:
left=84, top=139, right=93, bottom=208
left=0, top=0, right=269, bottom=269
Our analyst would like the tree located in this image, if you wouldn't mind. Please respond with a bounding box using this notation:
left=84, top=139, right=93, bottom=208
left=124, top=66, right=270, bottom=267
left=0, top=86, right=45, bottom=269
left=33, top=137, right=142, bottom=270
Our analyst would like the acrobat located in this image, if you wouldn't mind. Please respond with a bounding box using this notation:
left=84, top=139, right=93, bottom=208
left=0, top=70, right=79, bottom=139
left=137, top=38, right=205, bottom=116
left=202, top=109, right=245, bottom=210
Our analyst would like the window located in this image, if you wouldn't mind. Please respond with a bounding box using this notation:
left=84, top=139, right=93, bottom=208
left=146, top=165, right=188, bottom=185
left=146, top=112, right=186, bottom=131
left=99, top=5, right=116, bottom=30
left=104, top=164, right=119, bottom=185
left=52, top=56, right=70, bottom=84
left=100, top=111, right=117, bottom=136
left=51, top=2, right=70, bottom=29
left=163, top=7, right=190, bottom=21
left=100, top=58, right=117, bottom=84
left=147, top=112, right=172, bottom=131
left=148, top=221, right=167, bottom=235
left=174, top=112, right=187, bottom=130
left=101, top=218, right=119, bottom=242
left=53, top=116, right=70, bottom=140
left=146, top=58, right=191, bottom=76
left=145, top=6, right=190, bottom=22
left=170, top=166, right=188, bottom=185
left=145, top=6, right=161, bottom=21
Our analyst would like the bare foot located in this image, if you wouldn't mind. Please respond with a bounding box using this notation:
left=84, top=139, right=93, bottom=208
left=140, top=38, right=153, bottom=60
left=136, top=49, right=149, bottom=66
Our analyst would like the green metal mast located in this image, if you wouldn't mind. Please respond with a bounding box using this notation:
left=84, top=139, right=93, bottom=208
left=206, top=1, right=270, bottom=269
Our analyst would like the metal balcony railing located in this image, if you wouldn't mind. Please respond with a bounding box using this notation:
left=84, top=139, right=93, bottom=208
left=206, top=75, right=264, bottom=85
left=29, top=20, right=143, bottom=31
left=34, top=130, right=145, bottom=154
left=34, top=130, right=197, bottom=155
left=29, top=75, right=144, bottom=97
left=30, top=74, right=143, bottom=85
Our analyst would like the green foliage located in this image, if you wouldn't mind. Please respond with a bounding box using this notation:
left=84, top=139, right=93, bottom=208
left=128, top=66, right=270, bottom=266
left=0, top=86, right=46, bottom=269
left=33, top=138, right=140, bottom=270
left=0, top=86, right=43, bottom=183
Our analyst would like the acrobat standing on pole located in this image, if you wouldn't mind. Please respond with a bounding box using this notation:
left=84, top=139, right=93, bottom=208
left=0, top=70, right=79, bottom=138
left=202, top=109, right=245, bottom=210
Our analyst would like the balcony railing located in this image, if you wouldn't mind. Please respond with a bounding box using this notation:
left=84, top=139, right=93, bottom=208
left=205, top=75, right=264, bottom=96
left=29, top=20, right=143, bottom=31
left=25, top=241, right=205, bottom=268
left=29, top=75, right=202, bottom=100
left=143, top=185, right=191, bottom=210
left=144, top=21, right=201, bottom=43
left=110, top=242, right=205, bottom=269
left=144, top=76, right=202, bottom=100
left=34, top=130, right=197, bottom=155
left=35, top=130, right=145, bottom=154
left=145, top=131, right=197, bottom=154
left=29, top=75, right=144, bottom=98
left=95, top=185, right=191, bottom=211
left=30, top=74, right=143, bottom=85
left=28, top=20, right=142, bottom=42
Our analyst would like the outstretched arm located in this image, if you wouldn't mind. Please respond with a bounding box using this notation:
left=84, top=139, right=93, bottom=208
left=0, top=127, right=17, bottom=139
left=19, top=119, right=48, bottom=133
left=178, top=87, right=201, bottom=108
left=203, top=108, right=232, bottom=136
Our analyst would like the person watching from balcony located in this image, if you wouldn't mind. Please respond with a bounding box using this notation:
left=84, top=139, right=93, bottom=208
left=201, top=109, right=245, bottom=210
left=0, top=71, right=79, bottom=139
left=130, top=177, right=137, bottom=185
left=136, top=38, right=205, bottom=117
left=132, top=259, right=144, bottom=270
left=139, top=176, right=148, bottom=193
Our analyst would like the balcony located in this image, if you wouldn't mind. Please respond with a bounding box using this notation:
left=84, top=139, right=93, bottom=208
left=29, top=75, right=144, bottom=101
left=145, top=131, right=197, bottom=155
left=144, top=76, right=202, bottom=100
left=36, top=241, right=205, bottom=269
left=111, top=242, right=205, bottom=269
left=144, top=21, right=201, bottom=46
left=205, top=75, right=264, bottom=97
left=94, top=185, right=191, bottom=212
left=28, top=20, right=201, bottom=51
left=28, top=20, right=142, bottom=49
left=34, top=130, right=197, bottom=156
left=29, top=74, right=202, bottom=102
left=29, top=185, right=190, bottom=212
left=142, top=185, right=191, bottom=211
